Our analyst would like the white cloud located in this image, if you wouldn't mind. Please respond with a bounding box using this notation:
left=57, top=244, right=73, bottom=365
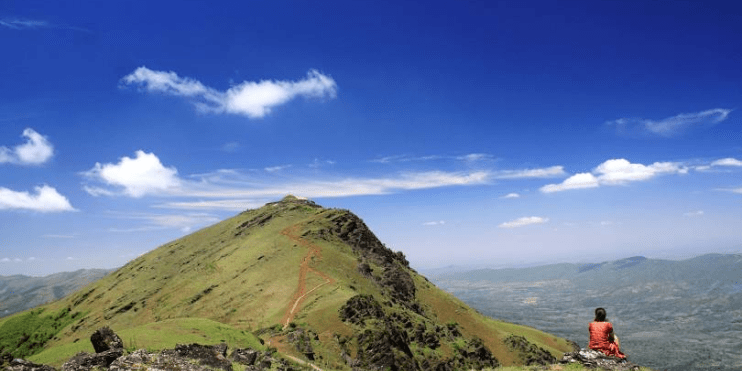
left=540, top=173, right=599, bottom=193
left=594, top=159, right=686, bottom=185
left=501, top=193, right=521, bottom=199
left=155, top=170, right=491, bottom=210
left=0, top=185, right=75, bottom=212
left=265, top=165, right=292, bottom=172
left=540, top=159, right=687, bottom=193
left=122, top=67, right=337, bottom=118
left=83, top=151, right=180, bottom=197
left=0, top=18, right=49, bottom=29
left=683, top=210, right=704, bottom=217
left=710, top=158, right=742, bottom=167
left=499, top=216, right=549, bottom=228
left=0, top=128, right=54, bottom=165
left=371, top=154, right=443, bottom=164
left=457, top=153, right=493, bottom=162
left=221, top=142, right=240, bottom=152
left=495, top=166, right=565, bottom=179
left=108, top=212, right=220, bottom=233
left=423, top=221, right=445, bottom=226
left=1, top=258, right=9, bottom=262
left=606, top=108, right=732, bottom=137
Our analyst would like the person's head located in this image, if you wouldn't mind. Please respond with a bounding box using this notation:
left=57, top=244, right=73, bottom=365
left=594, top=307, right=607, bottom=322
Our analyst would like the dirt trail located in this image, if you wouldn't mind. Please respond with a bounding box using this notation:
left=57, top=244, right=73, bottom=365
left=280, top=224, right=336, bottom=328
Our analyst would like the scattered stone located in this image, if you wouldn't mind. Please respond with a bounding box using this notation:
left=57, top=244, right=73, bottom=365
left=61, top=349, right=123, bottom=371
left=168, top=343, right=232, bottom=371
left=1, top=354, right=57, bottom=371
left=561, top=348, right=641, bottom=371
left=230, top=348, right=259, bottom=365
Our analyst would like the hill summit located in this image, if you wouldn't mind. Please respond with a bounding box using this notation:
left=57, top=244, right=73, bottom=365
left=1, top=197, right=575, bottom=370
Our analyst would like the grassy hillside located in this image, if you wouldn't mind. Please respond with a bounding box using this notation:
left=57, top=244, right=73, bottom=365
left=1, top=196, right=575, bottom=369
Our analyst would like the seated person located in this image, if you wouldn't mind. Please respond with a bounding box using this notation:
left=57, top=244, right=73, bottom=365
left=589, top=307, right=626, bottom=358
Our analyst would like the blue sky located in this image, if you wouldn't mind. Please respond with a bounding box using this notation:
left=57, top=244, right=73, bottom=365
left=1, top=0, right=741, bottom=276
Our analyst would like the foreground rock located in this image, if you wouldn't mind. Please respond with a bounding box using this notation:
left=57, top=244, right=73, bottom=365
left=2, top=327, right=302, bottom=371
left=561, top=348, right=642, bottom=371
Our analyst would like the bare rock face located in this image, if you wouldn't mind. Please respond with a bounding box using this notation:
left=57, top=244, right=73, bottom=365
left=561, top=348, right=641, bottom=371
left=90, top=326, right=124, bottom=353
left=166, top=343, right=232, bottom=371
left=61, top=349, right=123, bottom=371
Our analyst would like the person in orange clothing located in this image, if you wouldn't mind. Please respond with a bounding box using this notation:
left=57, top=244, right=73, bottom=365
left=589, top=307, right=626, bottom=358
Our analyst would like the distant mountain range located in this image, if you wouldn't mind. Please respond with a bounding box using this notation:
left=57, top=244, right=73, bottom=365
left=1, top=269, right=113, bottom=318
left=428, top=254, right=742, bottom=371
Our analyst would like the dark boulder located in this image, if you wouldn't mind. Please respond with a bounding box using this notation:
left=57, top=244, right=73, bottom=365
left=90, top=326, right=123, bottom=353
left=229, top=348, right=259, bottom=365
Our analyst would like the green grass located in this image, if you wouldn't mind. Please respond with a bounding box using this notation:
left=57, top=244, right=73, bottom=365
left=0, top=307, right=85, bottom=358
left=28, top=317, right=265, bottom=367
left=5, top=198, right=585, bottom=370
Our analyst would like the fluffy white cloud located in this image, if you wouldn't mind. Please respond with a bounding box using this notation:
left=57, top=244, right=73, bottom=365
left=540, top=173, right=600, bottom=193
left=84, top=151, right=180, bottom=197
left=594, top=159, right=686, bottom=185
left=710, top=158, right=742, bottom=167
left=606, top=108, right=731, bottom=137
left=122, top=67, right=337, bottom=118
left=501, top=193, right=521, bottom=199
left=499, top=216, right=549, bottom=228
left=0, top=185, right=75, bottom=212
left=0, top=128, right=54, bottom=165
left=495, top=166, right=565, bottom=179
left=541, top=159, right=687, bottom=193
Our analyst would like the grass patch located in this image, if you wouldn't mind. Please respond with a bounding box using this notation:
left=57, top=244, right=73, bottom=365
left=28, top=317, right=265, bottom=367
left=0, top=307, right=84, bottom=358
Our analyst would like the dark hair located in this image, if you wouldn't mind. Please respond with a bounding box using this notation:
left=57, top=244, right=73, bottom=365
left=594, top=307, right=607, bottom=322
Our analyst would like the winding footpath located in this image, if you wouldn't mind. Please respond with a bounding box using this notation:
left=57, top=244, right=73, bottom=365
left=280, top=224, right=336, bottom=328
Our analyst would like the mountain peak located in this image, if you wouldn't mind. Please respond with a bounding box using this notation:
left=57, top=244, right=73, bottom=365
left=1, top=197, right=575, bottom=370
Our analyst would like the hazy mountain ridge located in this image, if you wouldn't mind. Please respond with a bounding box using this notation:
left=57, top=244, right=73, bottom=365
left=0, top=196, right=576, bottom=370
left=429, top=253, right=742, bottom=371
left=1, top=269, right=113, bottom=318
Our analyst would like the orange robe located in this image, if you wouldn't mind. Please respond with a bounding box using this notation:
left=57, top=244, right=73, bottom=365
left=589, top=321, right=625, bottom=358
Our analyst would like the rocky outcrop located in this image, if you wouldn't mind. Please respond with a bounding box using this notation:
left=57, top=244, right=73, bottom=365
left=338, top=295, right=385, bottom=325
left=0, top=352, right=56, bottom=371
left=2, top=328, right=300, bottom=371
left=503, top=334, right=556, bottom=366
left=561, top=348, right=641, bottom=370
left=62, top=326, right=125, bottom=371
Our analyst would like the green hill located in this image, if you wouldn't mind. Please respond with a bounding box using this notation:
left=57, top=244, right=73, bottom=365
left=0, top=196, right=575, bottom=370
